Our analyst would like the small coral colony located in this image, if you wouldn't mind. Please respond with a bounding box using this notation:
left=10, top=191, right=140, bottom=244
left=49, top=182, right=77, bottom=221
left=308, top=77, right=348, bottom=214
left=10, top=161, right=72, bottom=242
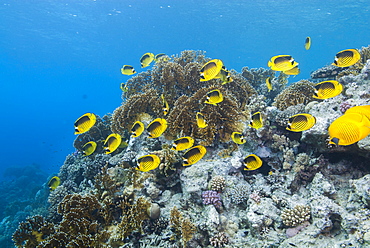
left=13, top=36, right=370, bottom=247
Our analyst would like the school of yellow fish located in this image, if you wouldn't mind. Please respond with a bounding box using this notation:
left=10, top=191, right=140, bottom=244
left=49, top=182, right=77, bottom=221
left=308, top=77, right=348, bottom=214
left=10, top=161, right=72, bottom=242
left=69, top=42, right=366, bottom=181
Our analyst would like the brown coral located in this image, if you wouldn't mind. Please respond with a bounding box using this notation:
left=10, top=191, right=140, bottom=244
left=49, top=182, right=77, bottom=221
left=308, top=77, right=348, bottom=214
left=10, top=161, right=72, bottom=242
left=273, top=80, right=315, bottom=110
left=110, top=195, right=151, bottom=241
left=166, top=85, right=248, bottom=145
left=12, top=216, right=55, bottom=248
left=170, top=206, right=197, bottom=248
left=111, top=89, right=162, bottom=134
left=73, top=114, right=113, bottom=154
left=112, top=50, right=257, bottom=146
left=13, top=194, right=110, bottom=248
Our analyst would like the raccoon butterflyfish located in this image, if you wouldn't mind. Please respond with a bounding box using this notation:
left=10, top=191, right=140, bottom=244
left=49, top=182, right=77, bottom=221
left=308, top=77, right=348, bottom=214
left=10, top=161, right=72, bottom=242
left=204, top=89, right=223, bottom=106
left=328, top=113, right=370, bottom=146
left=332, top=49, right=361, bottom=67
left=231, top=132, right=246, bottom=145
left=161, top=94, right=169, bottom=116
left=82, top=141, right=97, bottom=156
left=249, top=112, right=263, bottom=130
left=196, top=112, right=208, bottom=128
left=131, top=121, right=145, bottom=137
left=103, top=133, right=122, bottom=154
left=136, top=154, right=161, bottom=172
left=215, top=66, right=233, bottom=84
left=304, top=36, right=311, bottom=50
left=243, top=154, right=263, bottom=171
left=171, top=136, right=195, bottom=151
left=182, top=145, right=207, bottom=166
left=265, top=77, right=272, bottom=92
left=154, top=53, right=168, bottom=62
left=345, top=105, right=370, bottom=120
left=74, top=113, right=97, bottom=135
left=267, top=55, right=298, bottom=71
left=200, top=59, right=224, bottom=82
left=118, top=140, right=128, bottom=149
left=283, top=65, right=300, bottom=75
left=313, top=80, right=343, bottom=100
left=120, top=65, right=136, bottom=75
left=147, top=118, right=168, bottom=138
left=120, top=83, right=128, bottom=92
left=140, top=52, right=155, bottom=68
left=286, top=113, right=316, bottom=132
left=48, top=176, right=60, bottom=191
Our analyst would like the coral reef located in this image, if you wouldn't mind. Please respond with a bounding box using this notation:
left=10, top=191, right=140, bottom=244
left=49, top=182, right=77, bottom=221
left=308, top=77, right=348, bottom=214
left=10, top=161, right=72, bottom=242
left=10, top=47, right=370, bottom=248
left=112, top=50, right=257, bottom=146
left=226, top=183, right=251, bottom=204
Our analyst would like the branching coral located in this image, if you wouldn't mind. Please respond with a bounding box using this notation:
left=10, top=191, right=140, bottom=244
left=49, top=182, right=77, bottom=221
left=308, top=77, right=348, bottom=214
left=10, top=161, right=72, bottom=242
left=281, top=205, right=311, bottom=227
left=227, top=184, right=251, bottom=204
left=110, top=195, right=151, bottom=242
left=170, top=206, right=197, bottom=248
left=273, top=80, right=315, bottom=110
left=202, top=190, right=222, bottom=209
left=209, top=175, right=226, bottom=193
left=209, top=232, right=229, bottom=247
left=310, top=65, right=345, bottom=79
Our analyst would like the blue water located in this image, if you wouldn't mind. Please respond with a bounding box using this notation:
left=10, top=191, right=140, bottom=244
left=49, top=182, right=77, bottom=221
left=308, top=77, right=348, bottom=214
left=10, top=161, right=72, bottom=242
left=0, top=0, right=369, bottom=179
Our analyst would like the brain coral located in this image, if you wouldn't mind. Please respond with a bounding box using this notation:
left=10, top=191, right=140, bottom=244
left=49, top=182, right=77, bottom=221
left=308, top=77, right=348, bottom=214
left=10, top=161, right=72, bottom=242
left=273, top=80, right=315, bottom=110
